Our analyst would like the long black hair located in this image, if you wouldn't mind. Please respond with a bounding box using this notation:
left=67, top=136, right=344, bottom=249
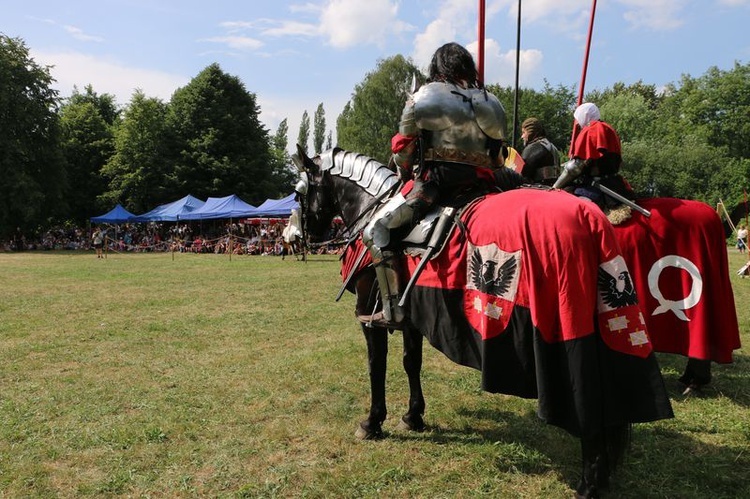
left=427, top=42, right=480, bottom=88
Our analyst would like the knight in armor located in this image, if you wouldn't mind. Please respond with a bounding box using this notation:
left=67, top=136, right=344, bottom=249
left=519, top=117, right=560, bottom=185
left=358, top=42, right=525, bottom=328
left=554, top=103, right=636, bottom=213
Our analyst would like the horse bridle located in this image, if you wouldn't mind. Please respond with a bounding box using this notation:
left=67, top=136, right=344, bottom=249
left=295, top=165, right=347, bottom=252
left=295, top=156, right=402, bottom=252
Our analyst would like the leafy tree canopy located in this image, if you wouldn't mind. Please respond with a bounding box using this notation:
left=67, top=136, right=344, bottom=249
left=313, top=103, right=326, bottom=154
left=297, top=110, right=310, bottom=155
left=0, top=34, right=66, bottom=237
left=101, top=90, right=173, bottom=213
left=59, top=93, right=115, bottom=222
left=336, top=54, right=422, bottom=163
left=167, top=63, right=278, bottom=204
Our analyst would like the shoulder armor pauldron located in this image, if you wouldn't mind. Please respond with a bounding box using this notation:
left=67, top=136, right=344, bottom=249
left=413, top=83, right=471, bottom=131
left=472, top=89, right=506, bottom=140
left=413, top=84, right=506, bottom=140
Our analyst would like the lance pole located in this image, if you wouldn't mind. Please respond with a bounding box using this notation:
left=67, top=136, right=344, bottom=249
left=569, top=0, right=598, bottom=155
left=512, top=0, right=522, bottom=147
left=477, top=0, right=486, bottom=83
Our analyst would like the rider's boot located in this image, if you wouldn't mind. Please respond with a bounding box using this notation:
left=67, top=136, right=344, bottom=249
left=359, top=194, right=414, bottom=329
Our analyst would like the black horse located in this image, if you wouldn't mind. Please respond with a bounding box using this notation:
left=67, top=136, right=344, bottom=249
left=294, top=146, right=673, bottom=498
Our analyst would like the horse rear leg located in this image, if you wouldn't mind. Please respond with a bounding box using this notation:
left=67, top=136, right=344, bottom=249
left=355, top=325, right=388, bottom=440
left=679, top=358, right=712, bottom=394
left=576, top=424, right=631, bottom=498
left=397, top=326, right=426, bottom=432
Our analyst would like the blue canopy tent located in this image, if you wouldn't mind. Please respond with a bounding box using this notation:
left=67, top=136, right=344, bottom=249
left=180, top=194, right=257, bottom=220
left=251, top=193, right=299, bottom=218
left=90, top=204, right=136, bottom=224
left=132, top=195, right=205, bottom=222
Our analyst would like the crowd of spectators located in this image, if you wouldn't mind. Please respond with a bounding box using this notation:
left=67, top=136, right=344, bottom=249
left=1, top=219, right=346, bottom=256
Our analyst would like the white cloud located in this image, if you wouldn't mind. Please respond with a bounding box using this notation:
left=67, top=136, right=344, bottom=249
left=62, top=25, right=104, bottom=43
left=200, top=36, right=264, bottom=51
left=30, top=16, right=105, bottom=43
left=412, top=0, right=476, bottom=69
left=261, top=20, right=320, bottom=38
left=289, top=2, right=323, bottom=15
left=467, top=39, right=543, bottom=86
left=31, top=49, right=188, bottom=105
left=212, top=1, right=412, bottom=52
left=318, top=0, right=413, bottom=48
left=219, top=19, right=319, bottom=38
left=616, top=0, right=684, bottom=30
left=219, top=20, right=258, bottom=31
left=514, top=0, right=590, bottom=23
left=411, top=0, right=545, bottom=81
left=413, top=19, right=459, bottom=70
left=496, top=0, right=687, bottom=33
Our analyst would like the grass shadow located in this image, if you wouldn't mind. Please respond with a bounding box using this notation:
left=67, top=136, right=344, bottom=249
left=387, top=401, right=749, bottom=498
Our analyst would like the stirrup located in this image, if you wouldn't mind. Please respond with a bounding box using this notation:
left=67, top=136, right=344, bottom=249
left=356, top=311, right=403, bottom=330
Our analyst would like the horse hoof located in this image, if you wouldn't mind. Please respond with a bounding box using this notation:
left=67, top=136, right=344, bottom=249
left=397, top=415, right=426, bottom=433
left=574, top=481, right=601, bottom=499
left=681, top=383, right=703, bottom=396
left=355, top=422, right=384, bottom=440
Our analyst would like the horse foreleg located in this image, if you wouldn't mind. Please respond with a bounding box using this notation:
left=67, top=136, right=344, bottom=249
left=355, top=324, right=388, bottom=440
left=397, top=325, right=426, bottom=432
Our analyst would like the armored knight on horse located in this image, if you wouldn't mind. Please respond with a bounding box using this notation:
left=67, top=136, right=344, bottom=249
left=359, top=42, right=525, bottom=329
left=294, top=42, right=674, bottom=498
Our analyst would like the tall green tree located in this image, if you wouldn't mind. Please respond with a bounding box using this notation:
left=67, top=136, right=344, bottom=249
left=59, top=85, right=119, bottom=222
left=487, top=82, right=576, bottom=152
left=583, top=77, right=747, bottom=206
left=69, top=84, right=120, bottom=125
left=268, top=118, right=296, bottom=191
left=272, top=118, right=289, bottom=153
left=661, top=63, right=750, bottom=160
left=297, top=110, right=310, bottom=155
left=313, top=103, right=326, bottom=154
left=167, top=63, right=279, bottom=204
left=0, top=35, right=66, bottom=238
left=597, top=93, right=657, bottom=144
left=336, top=55, right=422, bottom=163
left=101, top=90, right=172, bottom=212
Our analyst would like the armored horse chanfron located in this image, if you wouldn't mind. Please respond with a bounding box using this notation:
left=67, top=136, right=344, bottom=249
left=294, top=146, right=674, bottom=497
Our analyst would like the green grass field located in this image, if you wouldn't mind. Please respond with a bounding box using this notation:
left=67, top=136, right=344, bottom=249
left=1, top=249, right=748, bottom=498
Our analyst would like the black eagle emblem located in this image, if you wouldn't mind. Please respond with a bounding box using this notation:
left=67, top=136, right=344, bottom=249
left=598, top=267, right=638, bottom=308
left=470, top=250, right=517, bottom=296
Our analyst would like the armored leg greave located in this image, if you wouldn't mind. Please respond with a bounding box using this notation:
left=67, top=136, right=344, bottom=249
left=361, top=194, right=415, bottom=326
left=371, top=250, right=406, bottom=324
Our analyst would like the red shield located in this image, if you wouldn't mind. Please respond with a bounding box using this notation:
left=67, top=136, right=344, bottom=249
left=597, top=255, right=653, bottom=358
left=463, top=243, right=522, bottom=340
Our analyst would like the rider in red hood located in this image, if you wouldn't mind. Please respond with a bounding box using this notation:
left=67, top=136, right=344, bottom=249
left=554, top=102, right=636, bottom=215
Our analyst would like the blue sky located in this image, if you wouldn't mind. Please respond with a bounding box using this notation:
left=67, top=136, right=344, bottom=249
left=4, top=0, right=750, bottom=149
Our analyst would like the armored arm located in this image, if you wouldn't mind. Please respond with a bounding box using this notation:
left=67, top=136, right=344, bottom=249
left=553, top=158, right=588, bottom=189
left=391, top=97, right=418, bottom=179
